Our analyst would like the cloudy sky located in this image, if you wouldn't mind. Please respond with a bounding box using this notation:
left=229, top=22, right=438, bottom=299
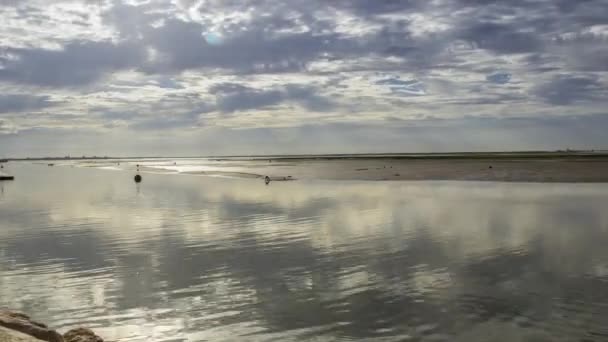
left=0, top=0, right=607, bottom=156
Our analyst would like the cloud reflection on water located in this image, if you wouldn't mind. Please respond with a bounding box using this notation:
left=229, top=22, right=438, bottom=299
left=1, top=164, right=608, bottom=341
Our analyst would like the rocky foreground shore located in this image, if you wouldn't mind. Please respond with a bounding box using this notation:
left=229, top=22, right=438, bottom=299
left=0, top=311, right=104, bottom=342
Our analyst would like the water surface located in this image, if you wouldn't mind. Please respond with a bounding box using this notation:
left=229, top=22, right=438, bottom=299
left=1, top=163, right=608, bottom=341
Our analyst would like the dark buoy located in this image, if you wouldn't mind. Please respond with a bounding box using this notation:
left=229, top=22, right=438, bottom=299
left=264, top=176, right=271, bottom=185
left=134, top=174, right=142, bottom=183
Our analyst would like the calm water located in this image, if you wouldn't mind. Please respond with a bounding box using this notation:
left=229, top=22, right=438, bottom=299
left=2, top=163, right=608, bottom=341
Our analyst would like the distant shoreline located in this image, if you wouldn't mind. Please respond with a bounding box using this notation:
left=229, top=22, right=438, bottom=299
left=5, top=150, right=608, bottom=162
left=7, top=153, right=608, bottom=182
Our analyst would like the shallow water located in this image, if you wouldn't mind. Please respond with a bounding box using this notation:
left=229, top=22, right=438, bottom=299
left=1, top=163, right=608, bottom=341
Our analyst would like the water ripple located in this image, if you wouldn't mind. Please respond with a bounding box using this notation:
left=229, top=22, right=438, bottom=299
left=1, top=163, right=608, bottom=341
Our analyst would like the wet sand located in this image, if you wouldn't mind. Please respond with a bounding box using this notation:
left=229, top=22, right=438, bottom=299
left=258, top=157, right=608, bottom=182
left=57, top=153, right=608, bottom=183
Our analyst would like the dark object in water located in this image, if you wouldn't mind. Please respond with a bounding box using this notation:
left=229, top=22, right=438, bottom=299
left=489, top=165, right=493, bottom=169
left=134, top=174, right=142, bottom=183
left=265, top=176, right=271, bottom=185
left=48, top=163, right=54, bottom=167
left=394, top=173, right=400, bottom=177
left=0, top=175, right=14, bottom=181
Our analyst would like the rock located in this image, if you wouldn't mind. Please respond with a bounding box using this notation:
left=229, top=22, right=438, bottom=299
left=63, top=329, right=103, bottom=342
left=0, top=311, right=63, bottom=342
left=0, top=326, right=47, bottom=342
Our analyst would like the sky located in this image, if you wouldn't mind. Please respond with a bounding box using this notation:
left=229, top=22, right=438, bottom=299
left=0, top=0, right=607, bottom=157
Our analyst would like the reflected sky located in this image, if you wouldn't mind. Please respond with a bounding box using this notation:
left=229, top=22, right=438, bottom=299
left=1, top=163, right=608, bottom=341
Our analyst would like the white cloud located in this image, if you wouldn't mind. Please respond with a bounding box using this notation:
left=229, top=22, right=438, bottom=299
left=0, top=0, right=607, bottom=154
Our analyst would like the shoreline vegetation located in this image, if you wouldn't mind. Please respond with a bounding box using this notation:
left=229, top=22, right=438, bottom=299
left=0, top=310, right=103, bottom=342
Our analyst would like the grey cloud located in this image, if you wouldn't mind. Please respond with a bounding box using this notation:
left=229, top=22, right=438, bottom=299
left=447, top=93, right=527, bottom=106
left=215, top=87, right=284, bottom=113
left=284, top=85, right=336, bottom=112
left=376, top=78, right=426, bottom=96
left=0, top=0, right=20, bottom=6
left=4, top=0, right=608, bottom=85
left=102, top=2, right=164, bottom=40
left=554, top=34, right=608, bottom=72
left=102, top=1, right=426, bottom=75
left=0, top=94, right=55, bottom=113
left=129, top=115, right=202, bottom=131
left=96, top=110, right=138, bottom=121
left=156, top=77, right=184, bottom=89
left=208, top=83, right=251, bottom=95
left=533, top=75, right=605, bottom=106
left=141, top=18, right=344, bottom=74
left=329, top=0, right=426, bottom=15
left=211, top=83, right=336, bottom=113
left=486, top=72, right=511, bottom=84
left=0, top=40, right=145, bottom=87
left=457, top=22, right=542, bottom=54
left=1, top=0, right=608, bottom=149
left=127, top=96, right=212, bottom=131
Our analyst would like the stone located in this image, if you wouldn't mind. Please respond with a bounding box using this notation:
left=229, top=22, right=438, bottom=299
left=0, top=326, right=46, bottom=342
left=0, top=311, right=63, bottom=342
left=63, top=329, right=103, bottom=342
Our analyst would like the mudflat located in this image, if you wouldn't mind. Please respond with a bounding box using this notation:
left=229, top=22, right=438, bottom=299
left=259, top=157, right=608, bottom=182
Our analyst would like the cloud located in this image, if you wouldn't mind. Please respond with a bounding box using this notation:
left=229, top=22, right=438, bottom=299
left=533, top=74, right=605, bottom=105
left=210, top=83, right=337, bottom=113
left=0, top=40, right=145, bottom=87
left=0, top=0, right=608, bottom=154
left=456, top=22, right=542, bottom=54
left=0, top=94, right=55, bottom=113
left=141, top=18, right=352, bottom=74
left=554, top=34, right=608, bottom=72
left=486, top=72, right=511, bottom=84
left=330, top=0, right=426, bottom=15
left=375, top=77, right=426, bottom=96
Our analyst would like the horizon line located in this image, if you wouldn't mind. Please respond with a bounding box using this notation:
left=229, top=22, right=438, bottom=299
left=4, top=149, right=608, bottom=161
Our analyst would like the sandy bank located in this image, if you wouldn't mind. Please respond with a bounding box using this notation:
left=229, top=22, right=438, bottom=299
left=258, top=158, right=608, bottom=182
